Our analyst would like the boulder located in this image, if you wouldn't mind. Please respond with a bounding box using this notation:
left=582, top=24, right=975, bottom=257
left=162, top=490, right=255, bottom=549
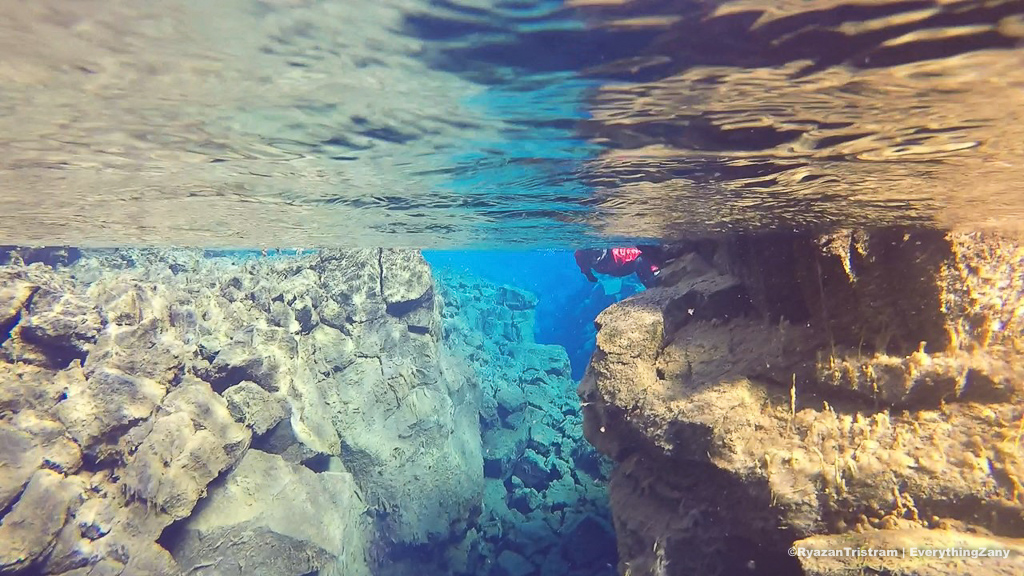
left=17, top=288, right=100, bottom=363
left=0, top=470, right=83, bottom=572
left=496, top=285, right=537, bottom=311
left=55, top=367, right=165, bottom=457
left=496, top=550, right=535, bottom=576
left=222, top=380, right=288, bottom=435
left=483, top=427, right=527, bottom=479
left=380, top=249, right=433, bottom=311
left=170, top=450, right=372, bottom=576
left=513, top=449, right=553, bottom=491
left=119, top=379, right=250, bottom=519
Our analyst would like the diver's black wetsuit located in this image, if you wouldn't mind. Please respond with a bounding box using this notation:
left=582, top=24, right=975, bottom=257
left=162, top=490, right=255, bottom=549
left=574, top=245, right=663, bottom=288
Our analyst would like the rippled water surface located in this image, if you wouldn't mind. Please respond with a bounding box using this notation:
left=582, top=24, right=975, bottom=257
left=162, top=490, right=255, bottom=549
left=2, top=0, right=1023, bottom=247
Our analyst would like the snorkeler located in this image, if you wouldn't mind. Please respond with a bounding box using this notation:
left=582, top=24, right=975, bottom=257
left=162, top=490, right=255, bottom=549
left=574, top=246, right=663, bottom=288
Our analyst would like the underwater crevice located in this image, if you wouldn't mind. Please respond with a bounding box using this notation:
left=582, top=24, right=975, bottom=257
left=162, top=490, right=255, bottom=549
left=156, top=514, right=188, bottom=562
left=0, top=308, right=22, bottom=348
left=377, top=249, right=386, bottom=305
left=385, top=288, right=435, bottom=319
left=300, top=453, right=331, bottom=474
left=0, top=478, right=30, bottom=525
left=17, top=328, right=88, bottom=371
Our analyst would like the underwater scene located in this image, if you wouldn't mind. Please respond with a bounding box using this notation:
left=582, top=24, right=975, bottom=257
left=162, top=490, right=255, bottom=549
left=1, top=1, right=1024, bottom=576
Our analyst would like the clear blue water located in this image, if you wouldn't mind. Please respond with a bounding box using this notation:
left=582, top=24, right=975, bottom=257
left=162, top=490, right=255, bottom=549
left=425, top=250, right=644, bottom=379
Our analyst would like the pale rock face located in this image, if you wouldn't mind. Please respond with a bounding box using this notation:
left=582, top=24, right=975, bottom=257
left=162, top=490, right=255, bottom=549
left=0, top=248, right=484, bottom=576
left=581, top=231, right=1024, bottom=576
left=171, top=449, right=371, bottom=576
left=0, top=423, right=40, bottom=511
left=0, top=469, right=83, bottom=573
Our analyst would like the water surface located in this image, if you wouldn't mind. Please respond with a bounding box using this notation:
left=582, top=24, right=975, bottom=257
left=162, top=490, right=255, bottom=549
left=1, top=0, right=1022, bottom=247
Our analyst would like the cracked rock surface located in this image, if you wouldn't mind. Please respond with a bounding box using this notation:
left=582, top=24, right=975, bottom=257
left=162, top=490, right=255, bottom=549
left=581, top=230, right=1024, bottom=575
left=0, top=248, right=482, bottom=576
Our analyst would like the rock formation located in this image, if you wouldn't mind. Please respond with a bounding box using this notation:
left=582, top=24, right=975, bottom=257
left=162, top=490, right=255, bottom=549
left=438, top=273, right=618, bottom=576
left=0, top=248, right=483, bottom=576
left=581, top=230, right=1024, bottom=575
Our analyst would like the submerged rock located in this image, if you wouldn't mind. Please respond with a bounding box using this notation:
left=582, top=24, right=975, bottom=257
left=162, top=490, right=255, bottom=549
left=170, top=450, right=371, bottom=576
left=582, top=230, right=1024, bottom=576
left=496, top=550, right=535, bottom=576
left=55, top=366, right=166, bottom=458
left=0, top=248, right=484, bottom=576
left=222, top=380, right=289, bottom=434
left=0, top=469, right=82, bottom=573
left=437, top=272, right=617, bottom=576
left=0, top=423, right=40, bottom=511
left=119, top=379, right=250, bottom=521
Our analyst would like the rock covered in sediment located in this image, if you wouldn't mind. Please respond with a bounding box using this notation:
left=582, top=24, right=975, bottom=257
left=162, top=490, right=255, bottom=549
left=581, top=230, right=1024, bottom=575
left=0, top=469, right=83, bottom=573
left=0, top=248, right=483, bottom=576
left=171, top=449, right=371, bottom=576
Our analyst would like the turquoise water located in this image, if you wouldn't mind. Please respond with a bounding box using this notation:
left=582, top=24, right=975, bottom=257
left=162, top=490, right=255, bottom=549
left=424, top=250, right=644, bottom=379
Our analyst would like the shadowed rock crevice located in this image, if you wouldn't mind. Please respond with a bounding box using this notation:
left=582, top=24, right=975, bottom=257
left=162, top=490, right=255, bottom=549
left=385, top=287, right=434, bottom=315
left=0, top=247, right=82, bottom=268
left=0, top=309, right=20, bottom=348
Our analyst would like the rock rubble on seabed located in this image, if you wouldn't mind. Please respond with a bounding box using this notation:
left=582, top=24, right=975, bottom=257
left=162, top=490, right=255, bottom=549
left=438, top=272, right=618, bottom=576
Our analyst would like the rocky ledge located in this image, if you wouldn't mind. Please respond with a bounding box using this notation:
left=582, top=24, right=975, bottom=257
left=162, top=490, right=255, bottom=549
left=0, top=247, right=626, bottom=576
left=581, top=229, right=1024, bottom=575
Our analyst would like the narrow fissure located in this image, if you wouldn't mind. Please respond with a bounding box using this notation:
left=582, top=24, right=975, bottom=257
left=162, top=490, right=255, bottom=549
left=0, top=308, right=21, bottom=347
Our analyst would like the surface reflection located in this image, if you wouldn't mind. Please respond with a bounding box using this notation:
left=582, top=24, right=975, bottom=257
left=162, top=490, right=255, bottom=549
left=568, top=0, right=1024, bottom=236
left=0, top=0, right=1022, bottom=247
